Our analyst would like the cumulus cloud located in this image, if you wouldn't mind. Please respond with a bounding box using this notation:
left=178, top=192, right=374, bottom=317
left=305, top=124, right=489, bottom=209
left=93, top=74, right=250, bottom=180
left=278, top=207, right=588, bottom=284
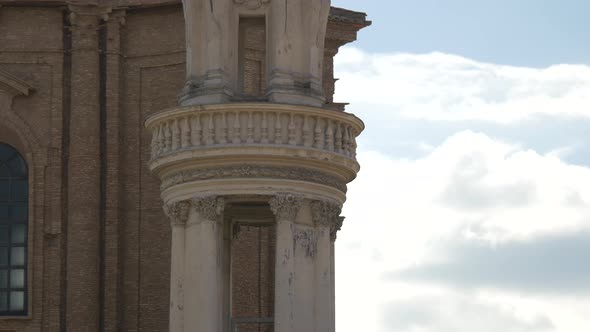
left=334, top=47, right=590, bottom=124
left=338, top=130, right=590, bottom=332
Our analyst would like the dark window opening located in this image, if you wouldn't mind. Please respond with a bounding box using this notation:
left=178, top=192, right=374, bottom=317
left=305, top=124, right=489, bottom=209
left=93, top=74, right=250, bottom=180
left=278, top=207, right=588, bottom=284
left=0, top=143, right=28, bottom=316
left=230, top=221, right=275, bottom=332
left=238, top=17, right=267, bottom=98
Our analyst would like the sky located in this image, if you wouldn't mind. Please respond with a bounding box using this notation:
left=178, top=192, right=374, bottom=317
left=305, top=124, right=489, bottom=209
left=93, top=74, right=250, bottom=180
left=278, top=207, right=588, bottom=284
left=330, top=1, right=590, bottom=332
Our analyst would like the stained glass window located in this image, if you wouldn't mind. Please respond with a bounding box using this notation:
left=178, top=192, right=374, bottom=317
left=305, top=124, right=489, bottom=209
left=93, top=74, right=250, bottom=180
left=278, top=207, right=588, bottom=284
left=0, top=143, right=28, bottom=316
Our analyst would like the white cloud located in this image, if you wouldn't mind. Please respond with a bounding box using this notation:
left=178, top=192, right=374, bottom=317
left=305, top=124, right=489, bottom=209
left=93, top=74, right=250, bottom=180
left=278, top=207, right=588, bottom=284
left=338, top=130, right=590, bottom=332
left=334, top=47, right=590, bottom=124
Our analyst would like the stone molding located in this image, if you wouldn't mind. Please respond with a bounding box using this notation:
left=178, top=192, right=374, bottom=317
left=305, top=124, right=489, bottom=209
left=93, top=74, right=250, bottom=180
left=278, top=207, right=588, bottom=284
left=233, top=0, right=271, bottom=10
left=310, top=199, right=344, bottom=240
left=191, top=196, right=225, bottom=221
left=269, top=193, right=303, bottom=221
left=160, top=165, right=347, bottom=192
left=163, top=200, right=191, bottom=226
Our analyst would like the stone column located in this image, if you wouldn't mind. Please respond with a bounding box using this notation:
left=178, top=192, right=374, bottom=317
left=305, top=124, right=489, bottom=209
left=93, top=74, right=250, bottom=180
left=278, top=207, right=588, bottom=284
left=164, top=200, right=191, bottom=332
left=270, top=193, right=303, bottom=332
left=184, top=196, right=225, bottom=332
left=267, top=0, right=330, bottom=106
left=65, top=5, right=110, bottom=331
left=180, top=0, right=235, bottom=105
left=311, top=200, right=341, bottom=332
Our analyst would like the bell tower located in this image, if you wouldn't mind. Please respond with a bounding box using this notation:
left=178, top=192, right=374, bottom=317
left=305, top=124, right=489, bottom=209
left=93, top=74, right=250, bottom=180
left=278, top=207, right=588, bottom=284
left=145, top=1, right=368, bottom=331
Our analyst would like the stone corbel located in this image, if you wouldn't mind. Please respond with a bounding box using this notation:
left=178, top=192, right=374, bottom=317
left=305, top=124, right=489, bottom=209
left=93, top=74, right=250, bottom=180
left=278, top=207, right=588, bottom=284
left=164, top=200, right=191, bottom=226
left=192, top=196, right=225, bottom=221
left=269, top=193, right=303, bottom=221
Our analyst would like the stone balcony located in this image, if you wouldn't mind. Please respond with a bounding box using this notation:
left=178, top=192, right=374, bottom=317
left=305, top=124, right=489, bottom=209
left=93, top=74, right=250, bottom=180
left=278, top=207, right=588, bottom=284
left=145, top=103, right=364, bottom=204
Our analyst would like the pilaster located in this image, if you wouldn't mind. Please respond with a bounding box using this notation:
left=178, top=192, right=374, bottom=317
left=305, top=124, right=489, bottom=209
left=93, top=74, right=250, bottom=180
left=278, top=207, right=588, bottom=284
left=65, top=4, right=111, bottom=331
left=180, top=0, right=236, bottom=105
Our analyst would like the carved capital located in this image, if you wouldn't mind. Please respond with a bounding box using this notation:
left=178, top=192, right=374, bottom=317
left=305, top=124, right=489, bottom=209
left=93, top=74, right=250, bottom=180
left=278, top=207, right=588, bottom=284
left=192, top=196, right=225, bottom=221
left=310, top=200, right=341, bottom=227
left=311, top=200, right=344, bottom=240
left=331, top=216, right=345, bottom=241
left=164, top=200, right=191, bottom=226
left=269, top=193, right=303, bottom=221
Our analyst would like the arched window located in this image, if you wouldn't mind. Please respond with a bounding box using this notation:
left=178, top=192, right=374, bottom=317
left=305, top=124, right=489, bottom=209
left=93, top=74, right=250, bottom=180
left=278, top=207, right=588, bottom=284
left=0, top=143, right=28, bottom=316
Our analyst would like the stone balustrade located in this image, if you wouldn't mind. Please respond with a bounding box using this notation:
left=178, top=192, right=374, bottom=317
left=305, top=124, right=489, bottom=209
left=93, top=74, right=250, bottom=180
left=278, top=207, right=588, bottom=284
left=146, top=103, right=364, bottom=163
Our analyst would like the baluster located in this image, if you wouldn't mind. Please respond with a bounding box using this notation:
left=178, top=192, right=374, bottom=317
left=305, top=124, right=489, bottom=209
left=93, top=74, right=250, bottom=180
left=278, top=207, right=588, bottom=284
left=164, top=121, right=172, bottom=153
left=261, top=112, right=269, bottom=144
left=232, top=111, right=241, bottom=144
left=207, top=113, right=215, bottom=145
left=343, top=126, right=352, bottom=156
left=172, top=119, right=180, bottom=151
left=181, top=117, right=190, bottom=148
left=303, top=115, right=313, bottom=147
left=274, top=113, right=282, bottom=144
left=150, top=127, right=158, bottom=157
left=325, top=119, right=334, bottom=151
left=157, top=125, right=165, bottom=155
left=191, top=115, right=201, bottom=146
left=314, top=117, right=323, bottom=149
left=246, top=111, right=254, bottom=144
left=335, top=122, right=343, bottom=154
left=219, top=112, right=228, bottom=144
left=351, top=128, right=358, bottom=157
left=288, top=113, right=297, bottom=145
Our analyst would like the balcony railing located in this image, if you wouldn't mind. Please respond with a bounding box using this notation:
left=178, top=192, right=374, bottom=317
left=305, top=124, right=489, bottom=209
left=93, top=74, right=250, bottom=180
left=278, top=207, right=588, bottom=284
left=146, top=103, right=363, bottom=163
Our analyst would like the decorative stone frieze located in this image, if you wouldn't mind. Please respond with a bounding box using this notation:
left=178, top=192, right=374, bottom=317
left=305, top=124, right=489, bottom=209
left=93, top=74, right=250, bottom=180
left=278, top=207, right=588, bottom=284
left=160, top=165, right=346, bottom=192
left=164, top=200, right=191, bottom=226
left=191, top=196, right=225, bottom=221
left=269, top=193, right=303, bottom=221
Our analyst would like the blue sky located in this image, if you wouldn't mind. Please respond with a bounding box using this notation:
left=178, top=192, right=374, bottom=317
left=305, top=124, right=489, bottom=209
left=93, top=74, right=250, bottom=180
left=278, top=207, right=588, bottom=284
left=333, top=0, right=590, bottom=67
left=329, top=2, right=590, bottom=332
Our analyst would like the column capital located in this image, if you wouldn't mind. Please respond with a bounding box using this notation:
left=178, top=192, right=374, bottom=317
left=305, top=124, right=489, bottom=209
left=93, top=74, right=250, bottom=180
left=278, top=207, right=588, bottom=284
left=269, top=193, right=303, bottom=221
left=310, top=199, right=344, bottom=240
left=192, top=195, right=225, bottom=221
left=164, top=200, right=191, bottom=226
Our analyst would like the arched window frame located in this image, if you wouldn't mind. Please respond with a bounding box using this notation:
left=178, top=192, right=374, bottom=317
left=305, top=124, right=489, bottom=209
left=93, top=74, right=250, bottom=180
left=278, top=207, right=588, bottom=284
left=0, top=143, right=29, bottom=316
